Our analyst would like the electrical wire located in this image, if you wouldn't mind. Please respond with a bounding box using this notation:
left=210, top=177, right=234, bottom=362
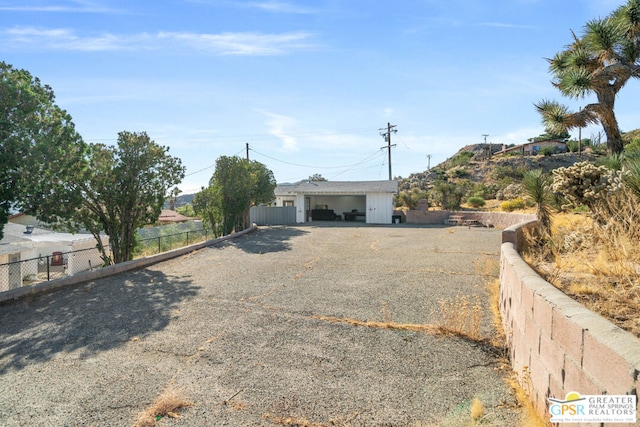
left=84, top=127, right=377, bottom=144
left=249, top=147, right=385, bottom=170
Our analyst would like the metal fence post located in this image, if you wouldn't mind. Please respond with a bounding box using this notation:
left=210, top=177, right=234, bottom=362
left=157, top=236, right=161, bottom=254
left=46, top=255, right=50, bottom=281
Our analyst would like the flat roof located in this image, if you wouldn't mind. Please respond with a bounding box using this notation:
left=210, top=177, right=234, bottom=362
left=275, top=180, right=398, bottom=196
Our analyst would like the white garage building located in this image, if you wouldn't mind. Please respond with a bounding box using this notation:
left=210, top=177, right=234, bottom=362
left=274, top=180, right=398, bottom=225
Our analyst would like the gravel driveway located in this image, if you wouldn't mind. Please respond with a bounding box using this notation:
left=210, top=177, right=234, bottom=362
left=0, top=224, right=522, bottom=426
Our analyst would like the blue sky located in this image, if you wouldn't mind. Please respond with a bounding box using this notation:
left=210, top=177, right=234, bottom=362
left=2, top=0, right=639, bottom=193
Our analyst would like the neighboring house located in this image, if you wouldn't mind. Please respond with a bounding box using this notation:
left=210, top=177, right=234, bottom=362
left=0, top=222, right=108, bottom=291
left=8, top=212, right=52, bottom=230
left=158, top=209, right=190, bottom=224
left=273, top=180, right=398, bottom=224
left=496, top=138, right=567, bottom=156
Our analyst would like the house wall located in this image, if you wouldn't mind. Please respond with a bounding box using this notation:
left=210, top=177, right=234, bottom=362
left=366, top=192, right=394, bottom=224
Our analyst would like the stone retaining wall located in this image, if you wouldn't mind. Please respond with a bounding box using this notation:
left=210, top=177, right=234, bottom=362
left=500, top=222, right=640, bottom=425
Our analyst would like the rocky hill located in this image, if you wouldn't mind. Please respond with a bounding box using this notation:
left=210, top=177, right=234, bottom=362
left=398, top=144, right=603, bottom=193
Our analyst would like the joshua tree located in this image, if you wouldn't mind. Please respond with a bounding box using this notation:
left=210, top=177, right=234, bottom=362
left=522, top=169, right=553, bottom=238
left=536, top=0, right=640, bottom=155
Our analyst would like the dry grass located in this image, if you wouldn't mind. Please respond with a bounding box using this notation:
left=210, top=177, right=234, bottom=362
left=263, top=412, right=362, bottom=426
left=132, top=387, right=192, bottom=427
left=313, top=314, right=440, bottom=335
left=469, top=396, right=485, bottom=421
left=523, top=209, right=640, bottom=337
left=436, top=293, right=483, bottom=341
left=505, top=370, right=549, bottom=427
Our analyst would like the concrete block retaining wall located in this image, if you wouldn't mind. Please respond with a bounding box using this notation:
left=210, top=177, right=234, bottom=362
left=406, top=209, right=536, bottom=229
left=500, top=222, right=640, bottom=425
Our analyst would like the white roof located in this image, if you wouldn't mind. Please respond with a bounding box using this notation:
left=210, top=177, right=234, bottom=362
left=0, top=222, right=96, bottom=255
left=275, top=180, right=398, bottom=196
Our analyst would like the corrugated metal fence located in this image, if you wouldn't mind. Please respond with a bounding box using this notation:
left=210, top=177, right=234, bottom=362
left=250, top=206, right=296, bottom=225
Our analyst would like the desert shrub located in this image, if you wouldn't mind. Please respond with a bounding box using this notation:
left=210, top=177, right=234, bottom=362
left=471, top=183, right=497, bottom=200
left=446, top=166, right=470, bottom=178
left=450, top=151, right=474, bottom=167
left=493, top=165, right=527, bottom=181
left=522, top=169, right=553, bottom=237
left=625, top=138, right=640, bottom=154
left=395, top=188, right=428, bottom=209
left=496, top=183, right=524, bottom=200
left=432, top=181, right=465, bottom=210
left=500, top=198, right=526, bottom=212
left=597, top=153, right=624, bottom=171
left=551, top=161, right=627, bottom=215
left=566, top=140, right=579, bottom=152
left=467, top=196, right=485, bottom=208
left=571, top=205, right=590, bottom=214
left=539, top=146, right=555, bottom=156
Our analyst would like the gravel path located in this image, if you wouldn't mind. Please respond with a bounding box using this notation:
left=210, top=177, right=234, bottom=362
left=0, top=224, right=522, bottom=426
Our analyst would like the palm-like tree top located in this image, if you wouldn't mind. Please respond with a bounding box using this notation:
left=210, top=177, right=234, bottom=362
left=536, top=0, right=640, bottom=155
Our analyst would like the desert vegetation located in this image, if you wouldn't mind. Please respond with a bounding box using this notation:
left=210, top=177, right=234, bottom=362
left=522, top=157, right=640, bottom=337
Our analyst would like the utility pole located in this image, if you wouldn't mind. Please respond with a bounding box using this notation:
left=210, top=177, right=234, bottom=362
left=379, top=122, right=397, bottom=180
left=426, top=154, right=432, bottom=171
left=482, top=134, right=489, bottom=159
left=246, top=143, right=250, bottom=160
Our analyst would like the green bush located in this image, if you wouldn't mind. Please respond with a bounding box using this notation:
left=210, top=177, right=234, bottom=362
left=540, top=146, right=555, bottom=156
left=471, top=183, right=497, bottom=200
left=467, top=196, right=486, bottom=208
left=432, top=181, right=465, bottom=210
left=500, top=198, right=526, bottom=212
left=450, top=151, right=474, bottom=167
left=493, top=165, right=527, bottom=181
left=446, top=166, right=470, bottom=178
left=566, top=140, right=579, bottom=152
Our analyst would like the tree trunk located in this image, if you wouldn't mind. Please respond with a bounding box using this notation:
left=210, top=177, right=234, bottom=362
left=597, top=89, right=624, bottom=155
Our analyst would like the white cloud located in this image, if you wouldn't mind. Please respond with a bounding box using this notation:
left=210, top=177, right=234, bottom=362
left=159, top=31, right=315, bottom=55
left=0, top=0, right=118, bottom=13
left=476, top=22, right=537, bottom=30
left=261, top=111, right=300, bottom=152
left=0, top=26, right=316, bottom=55
left=249, top=1, right=314, bottom=14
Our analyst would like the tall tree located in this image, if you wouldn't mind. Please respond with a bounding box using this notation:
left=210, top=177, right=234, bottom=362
left=192, top=185, right=224, bottom=238
left=536, top=0, right=640, bottom=155
left=0, top=61, right=87, bottom=239
left=196, top=156, right=276, bottom=236
left=35, top=131, right=185, bottom=264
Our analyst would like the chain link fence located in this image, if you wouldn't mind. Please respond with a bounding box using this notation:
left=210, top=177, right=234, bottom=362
left=0, top=245, right=108, bottom=292
left=0, top=226, right=213, bottom=293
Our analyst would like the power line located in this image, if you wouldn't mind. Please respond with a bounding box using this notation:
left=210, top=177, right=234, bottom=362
left=184, top=148, right=244, bottom=177
left=327, top=150, right=387, bottom=180
left=249, top=147, right=384, bottom=170
left=84, top=127, right=378, bottom=144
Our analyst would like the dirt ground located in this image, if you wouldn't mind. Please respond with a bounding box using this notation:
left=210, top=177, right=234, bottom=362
left=0, top=224, right=523, bottom=426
